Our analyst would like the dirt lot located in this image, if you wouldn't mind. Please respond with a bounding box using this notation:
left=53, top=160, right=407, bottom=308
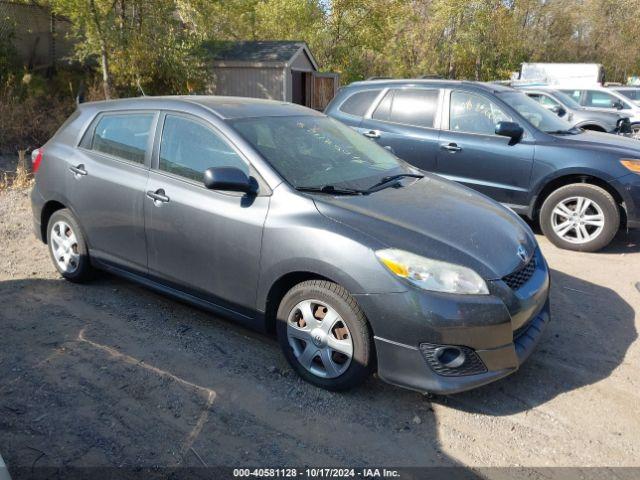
left=1, top=186, right=639, bottom=474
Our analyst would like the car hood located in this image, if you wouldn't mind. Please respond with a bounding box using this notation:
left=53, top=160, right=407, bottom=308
left=312, top=175, right=537, bottom=280
left=574, top=109, right=625, bottom=123
left=550, top=130, right=640, bottom=154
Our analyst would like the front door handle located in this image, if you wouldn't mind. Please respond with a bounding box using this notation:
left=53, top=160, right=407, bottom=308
left=146, top=189, right=170, bottom=205
left=440, top=143, right=462, bottom=153
left=363, top=130, right=381, bottom=139
left=69, top=164, right=87, bottom=177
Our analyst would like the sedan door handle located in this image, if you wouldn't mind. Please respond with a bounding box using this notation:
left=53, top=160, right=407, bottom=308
left=440, top=143, right=462, bottom=153
left=69, top=164, right=87, bottom=176
left=146, top=189, right=170, bottom=204
left=363, top=130, right=381, bottom=139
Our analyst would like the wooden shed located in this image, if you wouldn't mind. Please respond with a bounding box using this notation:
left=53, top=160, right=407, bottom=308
left=203, top=40, right=339, bottom=110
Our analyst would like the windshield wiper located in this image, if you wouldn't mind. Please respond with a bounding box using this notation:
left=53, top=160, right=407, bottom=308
left=364, top=173, right=424, bottom=194
left=295, top=185, right=364, bottom=195
left=545, top=128, right=580, bottom=135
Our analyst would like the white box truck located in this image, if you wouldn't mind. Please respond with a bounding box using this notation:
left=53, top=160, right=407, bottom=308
left=518, top=63, right=605, bottom=86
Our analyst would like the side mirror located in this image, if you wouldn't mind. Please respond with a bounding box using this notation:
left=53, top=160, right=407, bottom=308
left=203, top=167, right=257, bottom=194
left=556, top=106, right=567, bottom=117
left=613, top=101, right=625, bottom=110
left=495, top=121, right=524, bottom=145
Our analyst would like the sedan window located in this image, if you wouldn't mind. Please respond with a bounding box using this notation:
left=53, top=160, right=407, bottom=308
left=372, top=89, right=439, bottom=128
left=91, top=113, right=154, bottom=163
left=159, top=115, right=248, bottom=182
left=584, top=90, right=627, bottom=109
left=231, top=116, right=409, bottom=190
left=449, top=91, right=511, bottom=135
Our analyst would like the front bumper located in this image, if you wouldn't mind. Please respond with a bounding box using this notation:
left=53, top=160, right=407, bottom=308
left=355, top=249, right=550, bottom=394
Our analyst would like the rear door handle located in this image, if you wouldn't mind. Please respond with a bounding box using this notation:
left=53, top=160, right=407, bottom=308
left=146, top=189, right=170, bottom=204
left=363, top=130, right=381, bottom=139
left=69, top=164, right=87, bottom=176
left=440, top=143, right=462, bottom=153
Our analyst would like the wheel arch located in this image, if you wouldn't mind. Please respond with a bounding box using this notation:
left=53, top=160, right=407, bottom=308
left=263, top=271, right=337, bottom=334
left=532, top=173, right=626, bottom=227
left=576, top=122, right=606, bottom=132
left=40, top=200, right=67, bottom=243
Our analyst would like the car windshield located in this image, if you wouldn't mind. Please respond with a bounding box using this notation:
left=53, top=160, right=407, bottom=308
left=500, top=91, right=578, bottom=134
left=230, top=115, right=410, bottom=190
left=614, top=88, right=640, bottom=101
left=549, top=90, right=582, bottom=109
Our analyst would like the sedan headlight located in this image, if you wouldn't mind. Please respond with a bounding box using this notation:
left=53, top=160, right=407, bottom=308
left=375, top=249, right=489, bottom=295
left=620, top=159, right=640, bottom=174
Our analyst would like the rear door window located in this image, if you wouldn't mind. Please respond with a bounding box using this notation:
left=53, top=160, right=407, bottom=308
left=90, top=113, right=154, bottom=163
left=159, top=114, right=248, bottom=182
left=339, top=90, right=381, bottom=117
left=372, top=88, right=440, bottom=128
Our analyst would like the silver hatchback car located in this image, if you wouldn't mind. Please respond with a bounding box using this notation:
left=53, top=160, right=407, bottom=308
left=31, top=96, right=550, bottom=394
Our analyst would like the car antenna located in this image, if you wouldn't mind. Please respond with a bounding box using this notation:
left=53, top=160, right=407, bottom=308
left=136, top=78, right=146, bottom=97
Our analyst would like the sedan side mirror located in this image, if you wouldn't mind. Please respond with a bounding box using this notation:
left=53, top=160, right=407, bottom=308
left=495, top=121, right=524, bottom=145
left=613, top=101, right=625, bottom=110
left=204, top=167, right=257, bottom=194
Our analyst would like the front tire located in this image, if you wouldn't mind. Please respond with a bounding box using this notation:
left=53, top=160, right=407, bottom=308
left=47, top=209, right=92, bottom=282
left=539, top=183, right=619, bottom=252
left=276, top=280, right=373, bottom=391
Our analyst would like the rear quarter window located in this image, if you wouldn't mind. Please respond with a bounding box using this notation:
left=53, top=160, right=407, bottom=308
left=83, top=113, right=154, bottom=164
left=338, top=90, right=382, bottom=117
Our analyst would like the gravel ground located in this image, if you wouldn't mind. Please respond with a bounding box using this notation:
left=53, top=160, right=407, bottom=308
left=0, top=187, right=638, bottom=474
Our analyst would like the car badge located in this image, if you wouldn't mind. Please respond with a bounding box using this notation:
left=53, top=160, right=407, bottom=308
left=517, top=245, right=528, bottom=262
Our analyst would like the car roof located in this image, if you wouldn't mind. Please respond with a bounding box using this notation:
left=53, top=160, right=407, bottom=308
left=345, top=79, right=515, bottom=93
left=78, top=95, right=322, bottom=120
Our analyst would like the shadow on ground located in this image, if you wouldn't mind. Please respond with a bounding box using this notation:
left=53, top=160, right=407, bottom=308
left=0, top=244, right=635, bottom=472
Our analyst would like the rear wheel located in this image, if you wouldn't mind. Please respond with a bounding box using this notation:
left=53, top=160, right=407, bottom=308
left=47, top=209, right=92, bottom=282
left=539, top=183, right=619, bottom=252
left=276, top=280, right=373, bottom=391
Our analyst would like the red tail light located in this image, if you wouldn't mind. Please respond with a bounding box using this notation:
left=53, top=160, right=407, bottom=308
left=31, top=148, right=43, bottom=173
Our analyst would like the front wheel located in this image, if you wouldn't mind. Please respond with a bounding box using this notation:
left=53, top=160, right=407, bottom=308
left=539, top=183, right=619, bottom=252
left=276, top=280, right=373, bottom=391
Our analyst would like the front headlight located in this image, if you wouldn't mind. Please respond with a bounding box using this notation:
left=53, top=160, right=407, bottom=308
left=375, top=249, right=489, bottom=295
left=620, top=159, right=640, bottom=174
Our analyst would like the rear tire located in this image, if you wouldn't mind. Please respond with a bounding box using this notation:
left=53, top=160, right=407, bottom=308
left=47, top=209, right=92, bottom=282
left=539, top=183, right=619, bottom=252
left=276, top=280, right=373, bottom=391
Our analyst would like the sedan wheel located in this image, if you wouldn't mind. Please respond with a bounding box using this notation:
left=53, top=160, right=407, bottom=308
left=47, top=208, right=92, bottom=282
left=276, top=280, right=372, bottom=391
left=540, top=183, right=619, bottom=252
left=50, top=220, right=80, bottom=273
left=286, top=299, right=353, bottom=379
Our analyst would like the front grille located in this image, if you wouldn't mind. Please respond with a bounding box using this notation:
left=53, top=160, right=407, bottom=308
left=419, top=343, right=487, bottom=377
left=502, top=256, right=536, bottom=290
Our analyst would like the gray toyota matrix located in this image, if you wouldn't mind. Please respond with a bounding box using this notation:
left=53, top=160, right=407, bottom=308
left=30, top=96, right=550, bottom=394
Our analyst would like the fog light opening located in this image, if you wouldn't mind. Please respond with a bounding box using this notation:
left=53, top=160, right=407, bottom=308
left=434, top=346, right=466, bottom=369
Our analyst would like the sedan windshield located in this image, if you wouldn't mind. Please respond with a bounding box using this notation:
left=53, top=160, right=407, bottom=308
left=500, top=91, right=579, bottom=134
left=230, top=116, right=410, bottom=190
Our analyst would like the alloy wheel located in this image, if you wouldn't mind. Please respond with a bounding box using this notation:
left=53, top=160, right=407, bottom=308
left=551, top=196, right=605, bottom=244
left=286, top=299, right=353, bottom=379
left=50, top=220, right=80, bottom=273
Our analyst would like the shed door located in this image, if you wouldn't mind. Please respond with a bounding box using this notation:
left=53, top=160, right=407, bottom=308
left=309, top=73, right=339, bottom=111
left=291, top=70, right=307, bottom=106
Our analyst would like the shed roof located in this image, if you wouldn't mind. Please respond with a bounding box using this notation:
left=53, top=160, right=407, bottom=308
left=203, top=40, right=318, bottom=70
